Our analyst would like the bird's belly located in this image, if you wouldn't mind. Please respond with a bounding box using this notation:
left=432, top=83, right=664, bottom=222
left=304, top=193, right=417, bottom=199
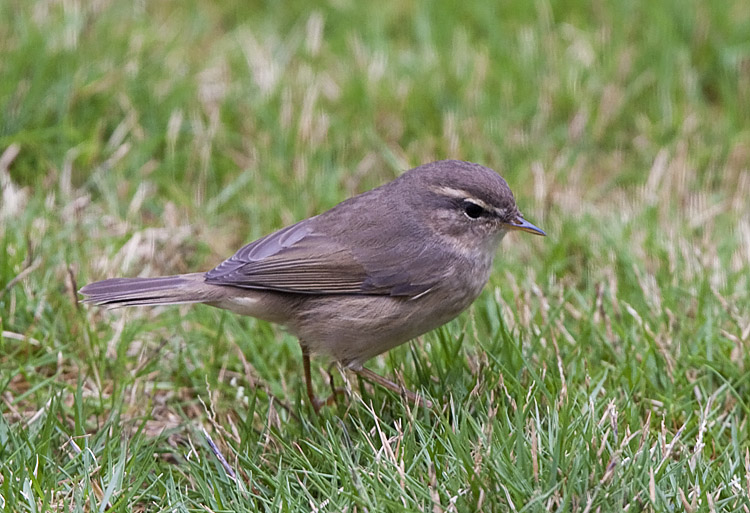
left=290, top=286, right=481, bottom=367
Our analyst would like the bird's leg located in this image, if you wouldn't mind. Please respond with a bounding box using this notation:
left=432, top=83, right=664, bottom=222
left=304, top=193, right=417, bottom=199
left=353, top=367, right=433, bottom=409
left=325, top=361, right=348, bottom=407
left=301, top=347, right=346, bottom=413
left=302, top=347, right=324, bottom=413
left=302, top=347, right=431, bottom=411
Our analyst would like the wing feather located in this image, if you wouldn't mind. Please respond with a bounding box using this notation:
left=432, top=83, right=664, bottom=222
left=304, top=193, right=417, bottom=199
left=205, top=219, right=375, bottom=294
left=204, top=205, right=444, bottom=298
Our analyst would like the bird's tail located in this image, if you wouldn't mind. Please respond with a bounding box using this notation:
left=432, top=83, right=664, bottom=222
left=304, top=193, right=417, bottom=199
left=79, top=272, right=220, bottom=307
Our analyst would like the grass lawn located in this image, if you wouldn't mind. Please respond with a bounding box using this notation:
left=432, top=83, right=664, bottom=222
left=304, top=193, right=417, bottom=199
left=2, top=0, right=750, bottom=511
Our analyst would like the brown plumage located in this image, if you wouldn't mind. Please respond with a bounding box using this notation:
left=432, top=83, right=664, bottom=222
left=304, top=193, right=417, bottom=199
left=81, top=160, right=544, bottom=410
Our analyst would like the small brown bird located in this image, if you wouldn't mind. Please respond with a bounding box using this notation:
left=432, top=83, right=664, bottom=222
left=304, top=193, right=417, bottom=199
left=80, top=160, right=544, bottom=410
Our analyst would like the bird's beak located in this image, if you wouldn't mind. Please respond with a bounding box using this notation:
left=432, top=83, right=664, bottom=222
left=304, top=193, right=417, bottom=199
left=505, top=216, right=546, bottom=236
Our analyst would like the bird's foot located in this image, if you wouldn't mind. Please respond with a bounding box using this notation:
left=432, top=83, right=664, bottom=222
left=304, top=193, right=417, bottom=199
left=353, top=367, right=433, bottom=409
left=308, top=386, right=347, bottom=414
left=302, top=348, right=432, bottom=413
left=302, top=349, right=348, bottom=414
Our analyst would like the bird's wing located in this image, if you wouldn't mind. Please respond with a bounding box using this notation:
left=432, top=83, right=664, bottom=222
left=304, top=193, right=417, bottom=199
left=204, top=218, right=438, bottom=297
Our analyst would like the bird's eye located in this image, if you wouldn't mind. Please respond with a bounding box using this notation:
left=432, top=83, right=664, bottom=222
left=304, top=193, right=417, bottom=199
left=462, top=201, right=484, bottom=219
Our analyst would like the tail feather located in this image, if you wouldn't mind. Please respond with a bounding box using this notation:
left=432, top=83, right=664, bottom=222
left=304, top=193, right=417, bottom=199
left=79, top=272, right=213, bottom=307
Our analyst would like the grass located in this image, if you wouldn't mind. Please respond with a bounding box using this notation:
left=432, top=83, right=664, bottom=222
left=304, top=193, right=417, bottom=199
left=2, top=0, right=750, bottom=510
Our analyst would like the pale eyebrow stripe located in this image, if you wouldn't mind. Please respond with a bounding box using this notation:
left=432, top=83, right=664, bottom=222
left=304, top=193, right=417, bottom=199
left=463, top=197, right=493, bottom=212
left=430, top=185, right=504, bottom=215
left=429, top=185, right=471, bottom=198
